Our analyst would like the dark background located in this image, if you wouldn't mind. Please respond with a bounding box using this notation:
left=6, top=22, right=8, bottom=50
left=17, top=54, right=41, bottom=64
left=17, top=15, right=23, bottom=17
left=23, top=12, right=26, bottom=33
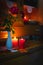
left=9, top=0, right=38, bottom=7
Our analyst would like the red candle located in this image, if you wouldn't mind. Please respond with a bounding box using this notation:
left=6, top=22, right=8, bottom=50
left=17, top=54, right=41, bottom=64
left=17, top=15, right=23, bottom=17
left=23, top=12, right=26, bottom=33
left=19, top=38, right=25, bottom=49
left=12, top=37, right=18, bottom=49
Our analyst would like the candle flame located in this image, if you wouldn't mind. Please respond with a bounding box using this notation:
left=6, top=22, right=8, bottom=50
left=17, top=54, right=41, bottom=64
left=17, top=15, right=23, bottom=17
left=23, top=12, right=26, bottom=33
left=24, top=16, right=27, bottom=20
left=12, top=36, right=18, bottom=41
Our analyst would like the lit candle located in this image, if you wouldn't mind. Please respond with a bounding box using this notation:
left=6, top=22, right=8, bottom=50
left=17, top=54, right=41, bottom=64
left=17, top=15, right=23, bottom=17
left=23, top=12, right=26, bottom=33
left=12, top=37, right=18, bottom=49
left=24, top=16, right=28, bottom=21
left=19, top=38, right=25, bottom=49
left=24, top=16, right=27, bottom=20
left=24, top=16, right=28, bottom=24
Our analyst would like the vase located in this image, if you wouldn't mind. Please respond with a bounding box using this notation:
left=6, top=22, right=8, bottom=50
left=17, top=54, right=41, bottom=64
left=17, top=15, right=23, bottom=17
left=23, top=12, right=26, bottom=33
left=6, top=31, right=12, bottom=50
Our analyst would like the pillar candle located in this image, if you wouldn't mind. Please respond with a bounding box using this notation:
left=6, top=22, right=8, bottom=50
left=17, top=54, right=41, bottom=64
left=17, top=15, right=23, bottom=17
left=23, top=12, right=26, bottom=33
left=12, top=37, right=18, bottom=49
left=19, top=38, right=25, bottom=49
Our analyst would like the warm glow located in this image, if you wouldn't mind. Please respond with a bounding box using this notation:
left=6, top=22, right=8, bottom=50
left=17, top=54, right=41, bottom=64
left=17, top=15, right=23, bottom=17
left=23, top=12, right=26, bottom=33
left=12, top=36, right=18, bottom=49
left=24, top=16, right=27, bottom=19
left=0, top=31, right=8, bottom=39
left=3, top=34, right=8, bottom=38
left=24, top=16, right=28, bottom=21
left=12, top=37, right=18, bottom=41
left=13, top=14, right=17, bottom=17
